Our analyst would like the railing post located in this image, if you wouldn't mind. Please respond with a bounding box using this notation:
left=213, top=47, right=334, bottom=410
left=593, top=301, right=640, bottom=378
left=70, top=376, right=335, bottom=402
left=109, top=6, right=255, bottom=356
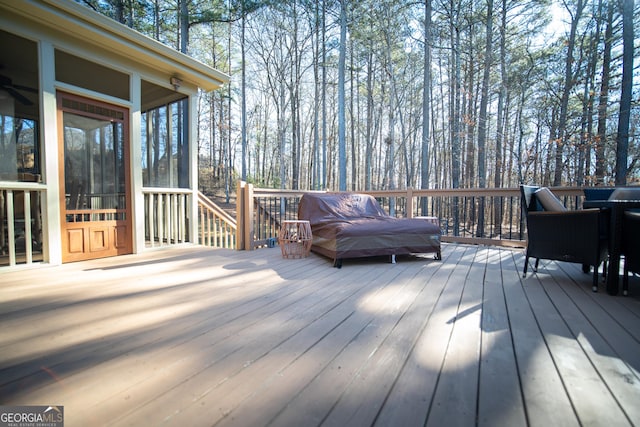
left=7, top=190, right=16, bottom=266
left=245, top=182, right=255, bottom=250
left=147, top=193, right=155, bottom=247
left=236, top=180, right=254, bottom=250
left=407, top=188, right=414, bottom=218
left=24, top=190, right=33, bottom=264
left=199, top=203, right=205, bottom=245
left=236, top=180, right=245, bottom=250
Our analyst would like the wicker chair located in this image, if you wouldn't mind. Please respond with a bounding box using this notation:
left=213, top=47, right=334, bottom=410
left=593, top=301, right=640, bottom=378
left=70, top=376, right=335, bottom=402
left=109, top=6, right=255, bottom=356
left=520, top=185, right=609, bottom=291
left=622, top=211, right=640, bottom=295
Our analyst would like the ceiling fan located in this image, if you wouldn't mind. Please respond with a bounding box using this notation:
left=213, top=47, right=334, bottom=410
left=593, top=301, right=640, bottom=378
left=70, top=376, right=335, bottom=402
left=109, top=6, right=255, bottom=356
left=0, top=74, right=37, bottom=106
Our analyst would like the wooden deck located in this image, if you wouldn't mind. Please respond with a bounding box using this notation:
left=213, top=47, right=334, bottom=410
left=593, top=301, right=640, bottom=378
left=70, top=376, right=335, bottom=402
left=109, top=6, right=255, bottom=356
left=1, top=244, right=640, bottom=426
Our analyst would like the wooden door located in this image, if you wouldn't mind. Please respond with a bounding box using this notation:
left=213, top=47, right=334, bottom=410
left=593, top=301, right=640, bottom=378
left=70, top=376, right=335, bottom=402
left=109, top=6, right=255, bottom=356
left=58, top=92, right=132, bottom=262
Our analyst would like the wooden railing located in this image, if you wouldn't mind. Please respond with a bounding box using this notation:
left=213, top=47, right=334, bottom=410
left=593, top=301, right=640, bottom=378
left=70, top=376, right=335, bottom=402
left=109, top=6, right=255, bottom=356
left=235, top=181, right=586, bottom=250
left=1, top=184, right=45, bottom=267
left=144, top=189, right=237, bottom=249
left=198, top=191, right=237, bottom=249
left=143, top=188, right=191, bottom=247
left=0, top=182, right=587, bottom=267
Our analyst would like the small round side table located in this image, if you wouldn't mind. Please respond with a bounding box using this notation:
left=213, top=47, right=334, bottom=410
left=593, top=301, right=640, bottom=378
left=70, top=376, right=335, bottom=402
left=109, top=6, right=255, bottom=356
left=279, top=220, right=312, bottom=258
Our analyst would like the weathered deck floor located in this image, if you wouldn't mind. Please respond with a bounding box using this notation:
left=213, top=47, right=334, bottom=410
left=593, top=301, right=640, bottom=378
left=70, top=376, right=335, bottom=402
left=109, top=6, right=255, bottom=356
left=1, top=243, right=639, bottom=426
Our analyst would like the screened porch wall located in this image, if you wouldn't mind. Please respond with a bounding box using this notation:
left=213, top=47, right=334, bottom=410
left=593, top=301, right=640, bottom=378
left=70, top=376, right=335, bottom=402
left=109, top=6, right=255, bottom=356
left=141, top=94, right=192, bottom=247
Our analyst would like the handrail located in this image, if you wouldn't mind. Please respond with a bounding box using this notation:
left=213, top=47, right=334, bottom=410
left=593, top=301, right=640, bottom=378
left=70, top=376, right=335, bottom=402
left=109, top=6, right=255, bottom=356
left=250, top=186, right=583, bottom=198
left=197, top=191, right=237, bottom=249
left=236, top=181, right=593, bottom=250
left=198, top=191, right=237, bottom=225
left=142, top=187, right=193, bottom=194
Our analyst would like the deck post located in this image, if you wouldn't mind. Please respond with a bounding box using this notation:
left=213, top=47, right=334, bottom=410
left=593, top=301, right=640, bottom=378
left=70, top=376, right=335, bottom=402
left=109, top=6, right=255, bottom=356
left=236, top=180, right=255, bottom=250
left=236, top=180, right=245, bottom=250
left=245, top=182, right=254, bottom=250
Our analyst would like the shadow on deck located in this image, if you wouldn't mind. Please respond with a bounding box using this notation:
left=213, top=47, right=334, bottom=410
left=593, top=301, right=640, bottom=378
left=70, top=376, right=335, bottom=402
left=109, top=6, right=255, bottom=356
left=1, top=244, right=639, bottom=426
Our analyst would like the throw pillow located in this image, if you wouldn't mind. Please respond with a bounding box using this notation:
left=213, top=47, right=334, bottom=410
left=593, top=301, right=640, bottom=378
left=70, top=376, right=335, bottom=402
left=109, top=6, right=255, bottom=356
left=534, top=187, right=567, bottom=212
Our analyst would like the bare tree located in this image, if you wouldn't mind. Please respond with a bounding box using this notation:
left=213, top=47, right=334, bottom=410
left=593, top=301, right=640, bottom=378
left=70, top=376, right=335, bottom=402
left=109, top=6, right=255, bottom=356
left=615, top=0, right=634, bottom=185
left=476, top=0, right=493, bottom=237
left=338, top=0, right=347, bottom=191
left=555, top=0, right=585, bottom=185
left=595, top=0, right=613, bottom=184
left=420, top=0, right=432, bottom=215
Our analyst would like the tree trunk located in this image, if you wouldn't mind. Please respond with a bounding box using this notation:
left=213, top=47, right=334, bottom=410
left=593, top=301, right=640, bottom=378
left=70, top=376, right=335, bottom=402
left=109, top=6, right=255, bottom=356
left=290, top=1, right=300, bottom=190
left=493, top=0, right=507, bottom=235
left=179, top=0, right=188, bottom=53
left=476, top=0, right=493, bottom=237
left=313, top=0, right=321, bottom=189
left=451, top=2, right=461, bottom=235
left=350, top=36, right=357, bottom=191
left=337, top=0, right=347, bottom=191
left=555, top=0, right=584, bottom=186
left=420, top=0, right=431, bottom=215
left=365, top=47, right=374, bottom=191
left=321, top=0, right=327, bottom=190
left=579, top=6, right=599, bottom=186
left=114, top=0, right=125, bottom=24
left=615, top=0, right=634, bottom=186
left=241, top=0, right=247, bottom=181
left=596, top=1, right=613, bottom=184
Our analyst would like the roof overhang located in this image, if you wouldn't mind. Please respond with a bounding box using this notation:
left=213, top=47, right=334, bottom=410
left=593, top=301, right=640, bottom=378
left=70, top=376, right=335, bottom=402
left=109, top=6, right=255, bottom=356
left=0, top=0, right=229, bottom=92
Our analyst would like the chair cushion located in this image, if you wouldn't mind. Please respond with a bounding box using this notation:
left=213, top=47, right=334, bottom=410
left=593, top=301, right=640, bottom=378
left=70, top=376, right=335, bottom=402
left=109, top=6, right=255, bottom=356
left=609, top=187, right=640, bottom=201
left=534, top=187, right=567, bottom=212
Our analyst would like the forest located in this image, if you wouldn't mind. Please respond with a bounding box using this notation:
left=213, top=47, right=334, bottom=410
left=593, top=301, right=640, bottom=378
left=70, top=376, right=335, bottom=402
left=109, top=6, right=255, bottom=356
left=80, top=0, right=639, bottom=195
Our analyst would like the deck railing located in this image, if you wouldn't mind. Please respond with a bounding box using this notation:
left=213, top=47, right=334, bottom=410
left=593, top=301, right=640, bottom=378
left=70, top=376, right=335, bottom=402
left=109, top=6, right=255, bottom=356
left=143, top=188, right=191, bottom=247
left=143, top=189, right=237, bottom=249
left=1, top=184, right=45, bottom=267
left=235, top=181, right=586, bottom=250
left=197, top=191, right=237, bottom=249
left=0, top=182, right=587, bottom=267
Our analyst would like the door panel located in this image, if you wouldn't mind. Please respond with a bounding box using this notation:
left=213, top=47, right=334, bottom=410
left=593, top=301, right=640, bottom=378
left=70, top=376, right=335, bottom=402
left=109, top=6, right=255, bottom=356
left=89, top=226, right=108, bottom=252
left=58, top=93, right=132, bottom=262
left=66, top=228, right=85, bottom=254
left=114, top=225, right=127, bottom=248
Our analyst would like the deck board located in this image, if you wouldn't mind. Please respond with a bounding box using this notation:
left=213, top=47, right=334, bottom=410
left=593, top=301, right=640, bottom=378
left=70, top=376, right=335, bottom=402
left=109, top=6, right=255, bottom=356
left=477, top=249, right=527, bottom=427
left=371, top=242, right=469, bottom=426
left=539, top=262, right=639, bottom=424
left=208, top=259, right=427, bottom=427
left=424, top=246, right=482, bottom=427
left=1, top=244, right=640, bottom=426
left=526, top=263, right=630, bottom=426
left=499, top=252, right=581, bottom=427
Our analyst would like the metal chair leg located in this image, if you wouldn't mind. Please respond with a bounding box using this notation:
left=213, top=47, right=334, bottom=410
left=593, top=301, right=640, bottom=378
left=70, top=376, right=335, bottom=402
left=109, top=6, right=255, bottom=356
left=623, top=261, right=629, bottom=296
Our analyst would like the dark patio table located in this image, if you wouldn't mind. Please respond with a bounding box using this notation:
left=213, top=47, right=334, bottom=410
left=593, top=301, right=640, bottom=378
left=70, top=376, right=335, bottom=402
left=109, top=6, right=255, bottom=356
left=583, top=198, right=640, bottom=295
